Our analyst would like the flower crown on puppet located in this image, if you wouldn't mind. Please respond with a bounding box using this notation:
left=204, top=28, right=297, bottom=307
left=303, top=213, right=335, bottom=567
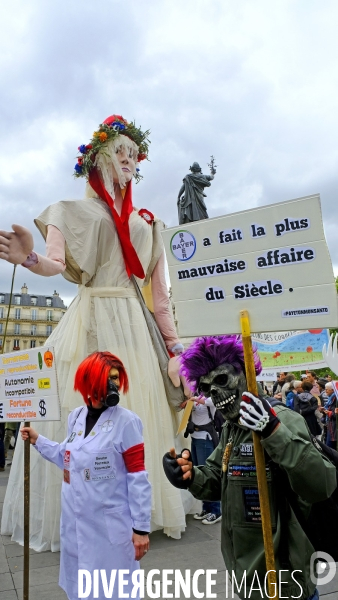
left=180, top=335, right=262, bottom=394
left=74, top=114, right=150, bottom=185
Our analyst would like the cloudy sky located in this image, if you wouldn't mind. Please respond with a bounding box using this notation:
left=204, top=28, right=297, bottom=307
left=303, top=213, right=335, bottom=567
left=0, top=0, right=337, bottom=306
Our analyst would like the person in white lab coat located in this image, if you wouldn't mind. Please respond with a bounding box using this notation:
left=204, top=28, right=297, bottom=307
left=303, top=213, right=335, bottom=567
left=21, top=351, right=151, bottom=600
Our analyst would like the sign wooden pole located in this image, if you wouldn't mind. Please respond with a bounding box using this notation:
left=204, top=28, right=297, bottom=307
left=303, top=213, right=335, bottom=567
left=176, top=400, right=194, bottom=435
left=23, top=421, right=30, bottom=600
left=240, top=310, right=278, bottom=600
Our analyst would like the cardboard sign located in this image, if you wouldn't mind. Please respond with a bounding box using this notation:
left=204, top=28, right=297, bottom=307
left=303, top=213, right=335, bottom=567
left=0, top=346, right=61, bottom=421
left=162, top=194, right=338, bottom=336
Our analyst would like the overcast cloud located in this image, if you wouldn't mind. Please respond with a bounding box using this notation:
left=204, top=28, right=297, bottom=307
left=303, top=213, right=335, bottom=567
left=0, top=0, right=337, bottom=306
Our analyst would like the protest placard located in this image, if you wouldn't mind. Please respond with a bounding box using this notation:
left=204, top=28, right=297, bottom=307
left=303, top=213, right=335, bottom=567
left=162, top=194, right=338, bottom=336
left=253, top=328, right=330, bottom=374
left=0, top=346, right=60, bottom=421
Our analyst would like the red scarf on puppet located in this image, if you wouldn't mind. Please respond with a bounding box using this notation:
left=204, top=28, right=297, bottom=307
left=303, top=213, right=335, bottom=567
left=88, top=171, right=145, bottom=279
left=88, top=115, right=145, bottom=280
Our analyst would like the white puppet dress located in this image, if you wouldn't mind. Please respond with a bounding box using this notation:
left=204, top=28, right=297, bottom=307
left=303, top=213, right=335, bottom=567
left=1, top=196, right=190, bottom=550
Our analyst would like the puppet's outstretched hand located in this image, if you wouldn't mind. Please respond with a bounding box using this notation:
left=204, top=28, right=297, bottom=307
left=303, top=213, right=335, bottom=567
left=0, top=225, right=34, bottom=264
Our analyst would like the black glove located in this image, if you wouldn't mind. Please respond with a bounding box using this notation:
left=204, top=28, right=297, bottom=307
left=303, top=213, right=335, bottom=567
left=162, top=449, right=193, bottom=489
left=239, top=392, right=280, bottom=438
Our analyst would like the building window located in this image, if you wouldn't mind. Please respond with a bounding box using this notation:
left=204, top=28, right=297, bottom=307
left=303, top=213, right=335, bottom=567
left=14, top=296, right=21, bottom=305
left=46, top=298, right=52, bottom=307
left=46, top=325, right=52, bottom=336
left=0, top=295, right=4, bottom=304
left=15, top=308, right=21, bottom=319
left=31, top=296, right=37, bottom=306
left=30, top=340, right=36, bottom=348
left=31, top=309, right=37, bottom=320
left=14, top=324, right=21, bottom=335
left=0, top=307, right=4, bottom=318
left=31, top=325, right=37, bottom=335
left=13, top=339, right=20, bottom=349
left=0, top=324, right=2, bottom=334
left=0, top=338, right=2, bottom=347
left=46, top=310, right=53, bottom=321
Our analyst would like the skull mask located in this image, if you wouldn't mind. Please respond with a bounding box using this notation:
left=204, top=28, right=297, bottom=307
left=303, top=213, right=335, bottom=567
left=199, top=364, right=247, bottom=420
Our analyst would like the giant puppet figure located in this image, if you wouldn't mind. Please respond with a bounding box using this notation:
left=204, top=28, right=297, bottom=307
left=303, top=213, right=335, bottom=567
left=0, top=115, right=189, bottom=549
left=163, top=336, right=336, bottom=600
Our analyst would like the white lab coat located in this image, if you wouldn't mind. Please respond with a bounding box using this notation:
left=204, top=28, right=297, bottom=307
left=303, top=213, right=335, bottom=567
left=34, top=404, right=151, bottom=600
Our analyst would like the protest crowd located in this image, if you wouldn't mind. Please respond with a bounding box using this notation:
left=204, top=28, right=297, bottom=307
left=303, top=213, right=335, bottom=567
left=0, top=113, right=337, bottom=600
left=266, top=370, right=337, bottom=447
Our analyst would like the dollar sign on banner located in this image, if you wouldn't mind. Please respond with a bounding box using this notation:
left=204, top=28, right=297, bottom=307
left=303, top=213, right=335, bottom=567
left=39, top=400, right=47, bottom=417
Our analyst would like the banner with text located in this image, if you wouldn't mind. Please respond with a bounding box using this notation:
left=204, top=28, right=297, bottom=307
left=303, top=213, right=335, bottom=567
left=0, top=346, right=61, bottom=421
left=252, top=329, right=330, bottom=376
left=162, top=194, right=338, bottom=336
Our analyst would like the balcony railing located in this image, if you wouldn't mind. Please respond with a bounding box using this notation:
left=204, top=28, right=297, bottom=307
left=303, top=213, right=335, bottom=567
left=0, top=315, right=63, bottom=323
left=0, top=327, right=52, bottom=336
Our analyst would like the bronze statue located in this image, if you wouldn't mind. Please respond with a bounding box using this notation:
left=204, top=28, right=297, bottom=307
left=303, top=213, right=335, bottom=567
left=177, top=156, right=217, bottom=224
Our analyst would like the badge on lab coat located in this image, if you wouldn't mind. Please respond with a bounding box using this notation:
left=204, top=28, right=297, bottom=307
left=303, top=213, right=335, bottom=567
left=64, top=450, right=71, bottom=467
left=67, top=432, right=76, bottom=443
left=91, top=451, right=115, bottom=480
left=101, top=419, right=114, bottom=433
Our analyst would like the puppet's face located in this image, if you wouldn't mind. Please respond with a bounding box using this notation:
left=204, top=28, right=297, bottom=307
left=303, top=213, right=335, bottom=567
left=111, top=138, right=137, bottom=184
left=199, top=363, right=246, bottom=420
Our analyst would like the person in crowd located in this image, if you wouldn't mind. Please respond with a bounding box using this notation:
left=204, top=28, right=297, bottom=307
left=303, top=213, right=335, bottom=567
left=0, top=114, right=189, bottom=549
left=321, top=382, right=338, bottom=449
left=317, top=379, right=330, bottom=443
left=325, top=374, right=332, bottom=382
left=305, top=371, right=320, bottom=396
left=163, top=335, right=336, bottom=600
left=257, top=380, right=270, bottom=396
left=281, top=373, right=295, bottom=404
left=20, top=351, right=151, bottom=600
left=272, top=372, right=286, bottom=397
left=182, top=395, right=222, bottom=525
left=298, top=381, right=322, bottom=437
left=318, top=378, right=329, bottom=406
left=285, top=380, right=302, bottom=412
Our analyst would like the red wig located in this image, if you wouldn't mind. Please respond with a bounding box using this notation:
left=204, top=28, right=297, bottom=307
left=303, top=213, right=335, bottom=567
left=74, top=351, right=129, bottom=406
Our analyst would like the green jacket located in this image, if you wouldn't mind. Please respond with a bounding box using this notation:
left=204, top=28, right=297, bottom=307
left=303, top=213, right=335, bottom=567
left=189, top=404, right=337, bottom=600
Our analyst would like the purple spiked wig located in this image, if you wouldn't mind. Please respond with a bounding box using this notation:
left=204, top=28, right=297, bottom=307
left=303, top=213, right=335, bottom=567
left=180, top=335, right=262, bottom=393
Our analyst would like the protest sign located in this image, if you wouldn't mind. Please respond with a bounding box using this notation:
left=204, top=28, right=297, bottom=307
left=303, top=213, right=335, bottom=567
left=0, top=346, right=60, bottom=421
left=162, top=194, right=338, bottom=336
left=253, top=328, right=330, bottom=374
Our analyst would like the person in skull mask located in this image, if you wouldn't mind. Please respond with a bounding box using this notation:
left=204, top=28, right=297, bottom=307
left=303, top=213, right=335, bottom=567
left=163, top=336, right=336, bottom=600
left=21, top=351, right=151, bottom=600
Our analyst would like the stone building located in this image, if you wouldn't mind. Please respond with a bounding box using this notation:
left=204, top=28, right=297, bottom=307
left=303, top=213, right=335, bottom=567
left=0, top=283, right=67, bottom=353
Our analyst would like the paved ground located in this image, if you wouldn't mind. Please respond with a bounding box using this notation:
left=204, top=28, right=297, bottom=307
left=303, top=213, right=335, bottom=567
left=1, top=450, right=338, bottom=599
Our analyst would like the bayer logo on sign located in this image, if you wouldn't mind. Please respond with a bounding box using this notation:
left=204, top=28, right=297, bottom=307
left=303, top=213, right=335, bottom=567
left=170, top=230, right=197, bottom=261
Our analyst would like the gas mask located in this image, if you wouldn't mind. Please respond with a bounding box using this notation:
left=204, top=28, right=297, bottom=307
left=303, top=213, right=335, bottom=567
left=102, top=379, right=120, bottom=407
